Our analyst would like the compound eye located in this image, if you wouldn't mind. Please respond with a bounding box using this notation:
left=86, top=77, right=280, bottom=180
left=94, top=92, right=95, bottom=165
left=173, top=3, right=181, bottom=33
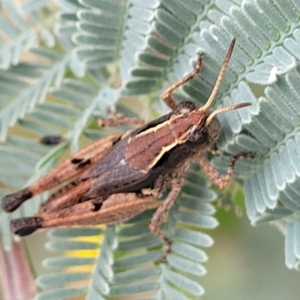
left=189, top=126, right=208, bottom=144
left=175, top=101, right=196, bottom=114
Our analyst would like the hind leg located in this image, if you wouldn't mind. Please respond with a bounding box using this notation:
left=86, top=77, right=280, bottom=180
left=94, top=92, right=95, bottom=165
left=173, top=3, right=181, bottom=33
left=1, top=134, right=121, bottom=212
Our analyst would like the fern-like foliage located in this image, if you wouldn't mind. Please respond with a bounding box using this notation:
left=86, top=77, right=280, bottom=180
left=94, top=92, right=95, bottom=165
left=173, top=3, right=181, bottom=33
left=1, top=0, right=300, bottom=299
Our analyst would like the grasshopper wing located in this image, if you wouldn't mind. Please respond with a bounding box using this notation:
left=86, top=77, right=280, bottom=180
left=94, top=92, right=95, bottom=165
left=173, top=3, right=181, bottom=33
left=1, top=134, right=121, bottom=212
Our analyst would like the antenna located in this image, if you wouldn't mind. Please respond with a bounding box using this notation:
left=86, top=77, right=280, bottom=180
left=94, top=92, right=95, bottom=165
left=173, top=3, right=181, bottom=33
left=199, top=38, right=236, bottom=112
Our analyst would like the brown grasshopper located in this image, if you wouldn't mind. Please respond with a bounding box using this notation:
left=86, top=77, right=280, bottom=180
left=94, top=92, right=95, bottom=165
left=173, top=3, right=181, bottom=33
left=1, top=38, right=253, bottom=259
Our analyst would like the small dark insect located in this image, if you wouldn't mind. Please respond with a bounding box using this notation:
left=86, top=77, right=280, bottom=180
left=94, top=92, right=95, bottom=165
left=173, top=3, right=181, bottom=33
left=39, top=135, right=64, bottom=145
left=1, top=38, right=254, bottom=261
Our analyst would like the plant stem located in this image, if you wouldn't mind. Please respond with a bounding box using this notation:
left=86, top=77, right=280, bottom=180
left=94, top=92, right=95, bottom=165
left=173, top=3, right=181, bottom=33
left=0, top=241, right=36, bottom=300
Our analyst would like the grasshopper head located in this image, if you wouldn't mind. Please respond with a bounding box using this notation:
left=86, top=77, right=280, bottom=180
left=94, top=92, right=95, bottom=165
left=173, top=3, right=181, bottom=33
left=183, top=108, right=220, bottom=147
left=201, top=101, right=251, bottom=144
left=172, top=101, right=221, bottom=146
left=173, top=38, right=252, bottom=148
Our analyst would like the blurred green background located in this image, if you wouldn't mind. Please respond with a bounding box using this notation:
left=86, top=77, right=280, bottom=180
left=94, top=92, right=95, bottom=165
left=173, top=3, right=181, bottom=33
left=203, top=210, right=300, bottom=300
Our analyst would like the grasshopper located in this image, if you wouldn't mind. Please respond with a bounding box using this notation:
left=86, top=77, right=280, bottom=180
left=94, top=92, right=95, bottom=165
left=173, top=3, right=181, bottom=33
left=1, top=38, right=253, bottom=260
